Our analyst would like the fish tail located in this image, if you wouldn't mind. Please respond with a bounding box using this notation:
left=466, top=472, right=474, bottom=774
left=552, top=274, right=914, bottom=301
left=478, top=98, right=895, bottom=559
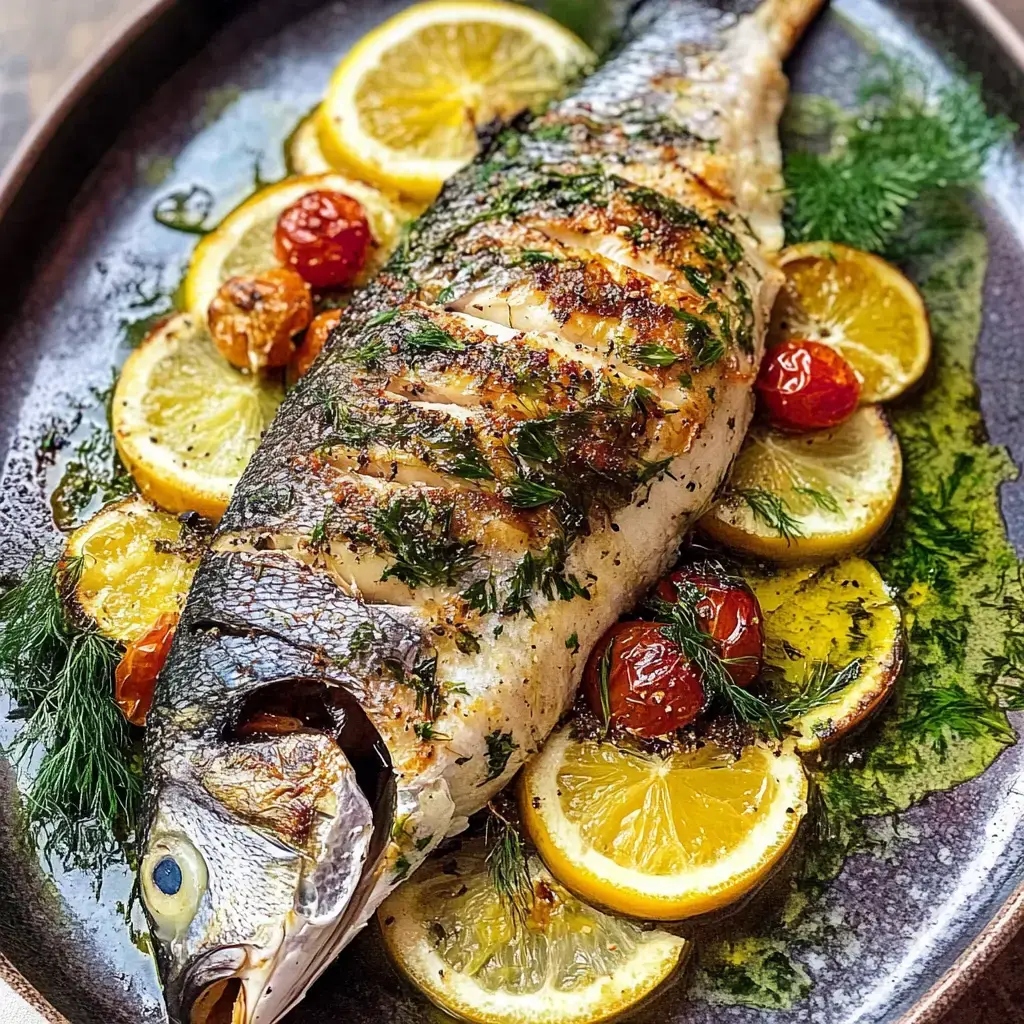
left=754, top=0, right=827, bottom=57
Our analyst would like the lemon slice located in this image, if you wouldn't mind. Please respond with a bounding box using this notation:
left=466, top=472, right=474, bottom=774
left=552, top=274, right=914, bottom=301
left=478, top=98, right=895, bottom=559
left=112, top=313, right=283, bottom=519
left=520, top=727, right=807, bottom=921
left=318, top=0, right=594, bottom=200
left=379, top=839, right=687, bottom=1024
left=184, top=173, right=412, bottom=318
left=285, top=107, right=335, bottom=176
left=746, top=558, right=904, bottom=751
left=700, top=405, right=902, bottom=561
left=771, top=242, right=931, bottom=403
left=64, top=495, right=202, bottom=644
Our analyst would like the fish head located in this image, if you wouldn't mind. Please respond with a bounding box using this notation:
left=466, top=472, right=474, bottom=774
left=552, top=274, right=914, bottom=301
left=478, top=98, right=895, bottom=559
left=139, top=679, right=395, bottom=1024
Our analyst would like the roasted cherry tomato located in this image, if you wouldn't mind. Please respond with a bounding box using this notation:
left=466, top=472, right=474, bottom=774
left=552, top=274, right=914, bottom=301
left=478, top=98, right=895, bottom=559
left=274, top=190, right=371, bottom=289
left=115, top=613, right=178, bottom=726
left=582, top=621, right=706, bottom=737
left=655, top=566, right=764, bottom=686
left=290, top=308, right=343, bottom=382
left=756, top=339, right=861, bottom=432
left=208, top=267, right=313, bottom=371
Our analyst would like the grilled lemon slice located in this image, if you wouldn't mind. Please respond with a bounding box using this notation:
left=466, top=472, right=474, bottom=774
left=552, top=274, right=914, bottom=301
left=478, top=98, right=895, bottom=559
left=64, top=495, right=201, bottom=644
left=112, top=314, right=282, bottom=519
left=318, top=1, right=593, bottom=200
left=285, top=107, right=335, bottom=176
left=379, top=839, right=687, bottom=1024
left=184, top=173, right=412, bottom=318
left=700, top=405, right=902, bottom=561
left=520, top=727, right=807, bottom=921
left=771, top=242, right=931, bottom=403
left=746, top=558, right=904, bottom=751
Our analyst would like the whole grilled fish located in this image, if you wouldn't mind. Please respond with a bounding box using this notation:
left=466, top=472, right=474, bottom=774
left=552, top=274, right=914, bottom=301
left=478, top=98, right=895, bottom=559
left=140, top=1, right=822, bottom=1020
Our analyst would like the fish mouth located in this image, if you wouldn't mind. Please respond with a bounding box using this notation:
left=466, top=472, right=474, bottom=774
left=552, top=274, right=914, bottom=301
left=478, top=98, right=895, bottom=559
left=190, top=979, right=246, bottom=1024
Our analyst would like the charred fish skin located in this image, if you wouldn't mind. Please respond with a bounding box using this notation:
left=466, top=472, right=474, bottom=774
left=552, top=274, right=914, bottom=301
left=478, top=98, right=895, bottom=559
left=139, top=2, right=824, bottom=1021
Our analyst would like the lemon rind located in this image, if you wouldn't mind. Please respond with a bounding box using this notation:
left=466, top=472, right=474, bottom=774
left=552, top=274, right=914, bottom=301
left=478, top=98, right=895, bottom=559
left=380, top=856, right=687, bottom=1024
left=776, top=241, right=931, bottom=404
left=184, top=173, right=411, bottom=317
left=521, top=731, right=808, bottom=921
left=701, top=406, right=903, bottom=562
left=318, top=0, right=594, bottom=200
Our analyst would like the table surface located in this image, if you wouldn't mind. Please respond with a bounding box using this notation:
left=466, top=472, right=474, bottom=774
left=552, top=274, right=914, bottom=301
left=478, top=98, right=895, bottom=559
left=1, top=1, right=1024, bottom=1023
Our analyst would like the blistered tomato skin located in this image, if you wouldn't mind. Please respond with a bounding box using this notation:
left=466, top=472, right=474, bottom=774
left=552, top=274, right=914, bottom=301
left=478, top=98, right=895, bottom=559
left=655, top=567, right=764, bottom=686
left=115, top=614, right=178, bottom=726
left=290, top=308, right=344, bottom=382
left=756, top=339, right=861, bottom=432
left=582, top=621, right=706, bottom=737
left=274, top=190, right=371, bottom=289
left=208, top=267, right=313, bottom=371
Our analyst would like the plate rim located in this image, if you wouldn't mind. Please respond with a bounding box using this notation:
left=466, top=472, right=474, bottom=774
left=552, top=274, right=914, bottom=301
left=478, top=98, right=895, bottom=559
left=0, top=1, right=1022, bottom=1022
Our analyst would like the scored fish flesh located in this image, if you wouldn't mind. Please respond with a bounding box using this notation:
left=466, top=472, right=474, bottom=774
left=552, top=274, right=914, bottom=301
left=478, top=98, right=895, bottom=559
left=138, top=1, right=823, bottom=1021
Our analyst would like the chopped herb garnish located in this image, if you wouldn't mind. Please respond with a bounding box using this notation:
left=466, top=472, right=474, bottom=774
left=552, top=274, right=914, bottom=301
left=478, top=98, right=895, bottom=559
left=372, top=495, right=479, bottom=589
left=735, top=487, right=804, bottom=544
left=565, top=631, right=580, bottom=654
left=502, top=477, right=566, bottom=508
left=626, top=343, right=681, bottom=368
left=484, top=730, right=519, bottom=781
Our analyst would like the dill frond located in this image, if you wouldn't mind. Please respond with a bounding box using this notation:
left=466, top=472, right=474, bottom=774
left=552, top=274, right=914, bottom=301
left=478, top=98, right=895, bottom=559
left=0, top=556, right=140, bottom=872
left=735, top=487, right=803, bottom=544
left=485, top=805, right=533, bottom=926
left=651, top=583, right=783, bottom=734
left=784, top=61, right=1014, bottom=257
left=781, top=660, right=863, bottom=720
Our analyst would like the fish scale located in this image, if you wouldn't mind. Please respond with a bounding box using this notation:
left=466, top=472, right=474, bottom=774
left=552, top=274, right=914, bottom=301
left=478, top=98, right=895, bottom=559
left=139, top=2, right=824, bottom=1021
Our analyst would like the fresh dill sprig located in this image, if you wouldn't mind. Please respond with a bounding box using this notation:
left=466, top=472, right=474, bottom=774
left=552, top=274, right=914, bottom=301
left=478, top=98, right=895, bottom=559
left=734, top=487, right=803, bottom=543
left=0, top=556, right=140, bottom=872
left=485, top=805, right=534, bottom=926
left=651, top=583, right=783, bottom=734
left=794, top=486, right=841, bottom=514
left=781, top=659, right=863, bottom=720
left=784, top=60, right=1014, bottom=257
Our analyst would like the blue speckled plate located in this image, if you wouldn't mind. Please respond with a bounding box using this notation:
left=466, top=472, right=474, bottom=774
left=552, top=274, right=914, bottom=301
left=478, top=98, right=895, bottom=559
left=1, top=2, right=1023, bottom=1022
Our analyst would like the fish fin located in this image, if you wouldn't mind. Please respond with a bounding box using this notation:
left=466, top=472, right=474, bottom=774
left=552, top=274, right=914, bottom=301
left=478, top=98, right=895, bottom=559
left=754, top=0, right=827, bottom=57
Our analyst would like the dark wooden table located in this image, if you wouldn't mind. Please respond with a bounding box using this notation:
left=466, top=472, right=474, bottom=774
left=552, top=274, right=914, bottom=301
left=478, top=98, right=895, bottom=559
left=0, top=1, right=1023, bottom=1022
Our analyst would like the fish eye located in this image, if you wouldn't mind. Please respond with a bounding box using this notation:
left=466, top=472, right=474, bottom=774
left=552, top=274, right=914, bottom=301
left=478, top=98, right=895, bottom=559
left=141, top=834, right=208, bottom=940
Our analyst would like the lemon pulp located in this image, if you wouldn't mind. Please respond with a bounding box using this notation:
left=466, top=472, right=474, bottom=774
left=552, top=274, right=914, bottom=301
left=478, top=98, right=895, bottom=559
left=113, top=314, right=283, bottom=518
left=66, top=496, right=200, bottom=644
left=773, top=242, right=930, bottom=403
left=380, top=841, right=686, bottom=1024
left=557, top=742, right=776, bottom=875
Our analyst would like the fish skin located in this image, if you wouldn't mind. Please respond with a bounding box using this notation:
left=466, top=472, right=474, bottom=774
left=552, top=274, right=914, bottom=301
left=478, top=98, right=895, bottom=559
left=139, top=2, right=824, bottom=1021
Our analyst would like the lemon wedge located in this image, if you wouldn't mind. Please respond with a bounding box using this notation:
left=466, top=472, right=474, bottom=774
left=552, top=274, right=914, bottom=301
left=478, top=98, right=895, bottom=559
left=746, top=558, right=904, bottom=751
left=520, top=727, right=807, bottom=921
left=700, top=405, right=902, bottom=561
left=184, top=173, right=412, bottom=318
left=771, top=242, right=931, bottom=403
left=318, top=0, right=593, bottom=200
left=379, top=838, right=687, bottom=1024
left=64, top=495, right=202, bottom=644
left=112, top=314, right=282, bottom=519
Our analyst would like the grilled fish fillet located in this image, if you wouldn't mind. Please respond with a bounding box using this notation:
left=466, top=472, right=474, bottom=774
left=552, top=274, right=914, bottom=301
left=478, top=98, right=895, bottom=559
left=139, top=2, right=823, bottom=1021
